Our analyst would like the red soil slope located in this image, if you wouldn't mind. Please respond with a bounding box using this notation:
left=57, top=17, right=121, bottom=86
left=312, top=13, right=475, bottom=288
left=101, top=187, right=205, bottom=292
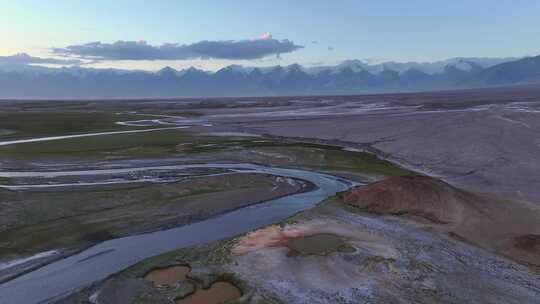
left=340, top=175, right=540, bottom=271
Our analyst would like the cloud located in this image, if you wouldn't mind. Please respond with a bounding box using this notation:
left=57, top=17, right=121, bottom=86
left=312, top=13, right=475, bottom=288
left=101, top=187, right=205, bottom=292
left=260, top=32, right=273, bottom=40
left=0, top=53, right=83, bottom=66
left=328, top=46, right=335, bottom=51
left=52, top=37, right=303, bottom=61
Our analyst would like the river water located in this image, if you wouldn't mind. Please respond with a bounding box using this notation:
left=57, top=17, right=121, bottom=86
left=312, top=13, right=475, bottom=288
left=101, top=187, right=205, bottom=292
left=0, top=163, right=355, bottom=303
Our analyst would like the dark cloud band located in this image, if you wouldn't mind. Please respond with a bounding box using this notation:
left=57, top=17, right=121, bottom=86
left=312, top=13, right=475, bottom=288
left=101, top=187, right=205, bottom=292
left=52, top=38, right=303, bottom=61
left=0, top=53, right=82, bottom=66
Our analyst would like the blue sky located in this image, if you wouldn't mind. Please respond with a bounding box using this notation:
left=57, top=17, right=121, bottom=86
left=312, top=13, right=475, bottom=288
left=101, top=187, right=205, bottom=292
left=2, top=0, right=540, bottom=71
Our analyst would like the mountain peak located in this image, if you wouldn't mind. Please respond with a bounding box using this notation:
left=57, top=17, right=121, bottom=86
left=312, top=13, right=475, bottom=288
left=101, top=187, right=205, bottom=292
left=13, top=53, right=32, bottom=59
left=183, top=66, right=205, bottom=74
left=157, top=66, right=178, bottom=75
left=217, top=64, right=248, bottom=74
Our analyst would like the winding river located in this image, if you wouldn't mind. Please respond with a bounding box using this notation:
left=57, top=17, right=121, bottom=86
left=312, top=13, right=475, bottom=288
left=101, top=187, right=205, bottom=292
left=0, top=163, right=355, bottom=303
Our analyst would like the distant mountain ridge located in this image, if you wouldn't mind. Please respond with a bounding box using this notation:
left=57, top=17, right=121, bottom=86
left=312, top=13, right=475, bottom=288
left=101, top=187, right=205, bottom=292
left=303, top=57, right=515, bottom=76
left=0, top=55, right=539, bottom=98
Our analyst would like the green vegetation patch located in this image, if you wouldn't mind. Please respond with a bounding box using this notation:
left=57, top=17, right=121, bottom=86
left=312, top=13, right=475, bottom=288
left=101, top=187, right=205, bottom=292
left=177, top=138, right=412, bottom=177
left=0, top=108, right=411, bottom=177
left=0, top=173, right=279, bottom=260
left=0, top=112, right=143, bottom=139
left=0, top=129, right=188, bottom=157
left=258, top=144, right=411, bottom=176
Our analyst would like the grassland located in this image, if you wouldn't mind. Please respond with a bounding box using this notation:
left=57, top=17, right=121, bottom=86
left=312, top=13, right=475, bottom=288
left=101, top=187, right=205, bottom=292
left=0, top=173, right=298, bottom=260
left=0, top=112, right=152, bottom=140
left=0, top=129, right=188, bottom=156
left=0, top=129, right=410, bottom=176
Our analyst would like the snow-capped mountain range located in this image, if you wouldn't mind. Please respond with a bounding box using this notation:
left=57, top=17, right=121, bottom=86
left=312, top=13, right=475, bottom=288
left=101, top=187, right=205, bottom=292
left=1, top=55, right=539, bottom=98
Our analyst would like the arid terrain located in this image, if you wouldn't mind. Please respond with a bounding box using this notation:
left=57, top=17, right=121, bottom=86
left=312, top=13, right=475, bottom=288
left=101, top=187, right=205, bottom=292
left=1, top=86, right=540, bottom=303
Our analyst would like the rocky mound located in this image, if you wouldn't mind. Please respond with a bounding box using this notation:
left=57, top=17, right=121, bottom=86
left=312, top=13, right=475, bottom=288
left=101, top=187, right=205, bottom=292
left=340, top=175, right=540, bottom=270
left=340, top=175, right=468, bottom=224
left=514, top=234, right=540, bottom=252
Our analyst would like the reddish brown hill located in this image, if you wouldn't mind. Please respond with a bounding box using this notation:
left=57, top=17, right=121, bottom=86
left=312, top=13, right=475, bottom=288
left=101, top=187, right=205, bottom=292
left=340, top=175, right=540, bottom=270
left=340, top=175, right=469, bottom=224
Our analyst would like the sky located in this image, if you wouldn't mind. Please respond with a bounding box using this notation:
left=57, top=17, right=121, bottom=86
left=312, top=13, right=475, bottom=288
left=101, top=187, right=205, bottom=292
left=1, top=0, right=540, bottom=71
